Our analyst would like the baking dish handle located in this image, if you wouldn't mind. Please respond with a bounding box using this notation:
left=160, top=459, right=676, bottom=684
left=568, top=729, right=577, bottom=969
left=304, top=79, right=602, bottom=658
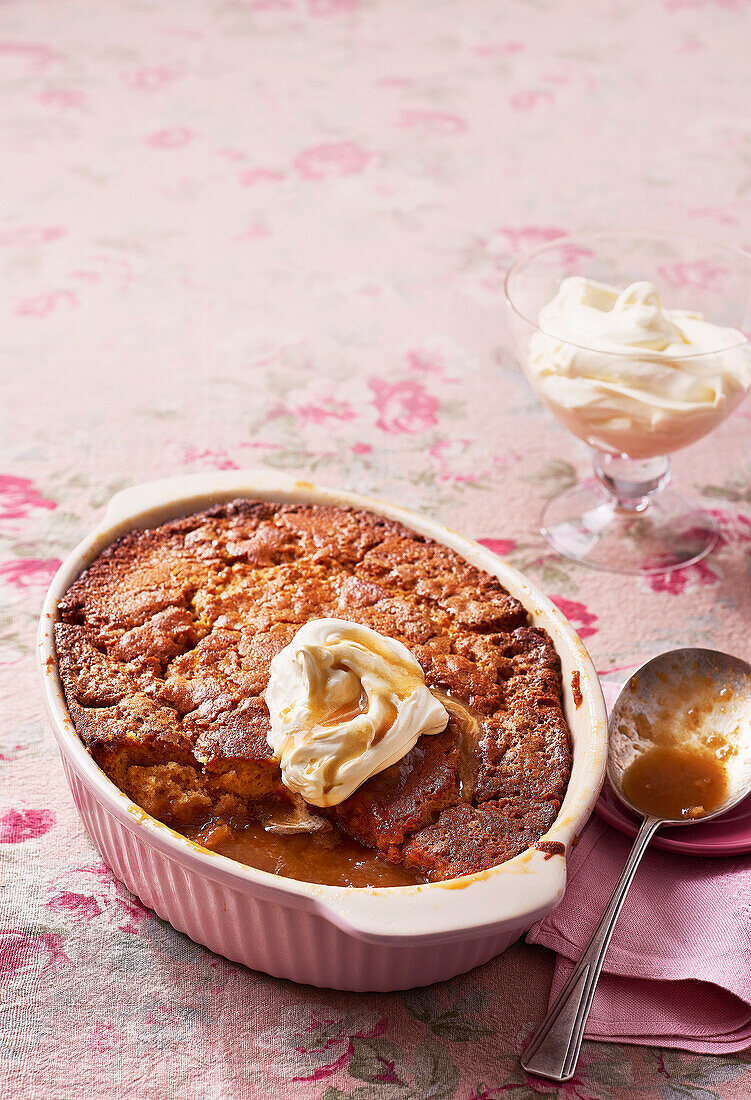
left=315, top=851, right=569, bottom=943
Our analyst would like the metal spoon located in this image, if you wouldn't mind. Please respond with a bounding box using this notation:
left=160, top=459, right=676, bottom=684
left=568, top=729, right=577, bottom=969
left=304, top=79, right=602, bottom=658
left=521, top=647, right=751, bottom=1083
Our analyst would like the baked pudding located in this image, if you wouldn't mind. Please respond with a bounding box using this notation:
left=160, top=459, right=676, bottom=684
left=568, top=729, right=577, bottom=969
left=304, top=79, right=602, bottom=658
left=55, top=500, right=572, bottom=886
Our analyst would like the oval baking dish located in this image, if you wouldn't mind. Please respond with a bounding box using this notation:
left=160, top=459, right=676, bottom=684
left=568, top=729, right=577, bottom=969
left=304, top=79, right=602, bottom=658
left=38, top=469, right=607, bottom=991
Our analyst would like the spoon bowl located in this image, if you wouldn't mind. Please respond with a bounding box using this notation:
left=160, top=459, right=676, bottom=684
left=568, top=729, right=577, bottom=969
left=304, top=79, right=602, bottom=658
left=608, top=647, right=751, bottom=825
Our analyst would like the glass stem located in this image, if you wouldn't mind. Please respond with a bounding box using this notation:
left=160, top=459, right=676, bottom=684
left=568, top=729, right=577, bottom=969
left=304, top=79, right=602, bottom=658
left=592, top=451, right=671, bottom=513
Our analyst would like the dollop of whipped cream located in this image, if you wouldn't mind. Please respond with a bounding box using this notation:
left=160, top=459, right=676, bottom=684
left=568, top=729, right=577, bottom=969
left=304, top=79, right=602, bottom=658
left=265, top=618, right=449, bottom=807
left=527, top=278, right=751, bottom=457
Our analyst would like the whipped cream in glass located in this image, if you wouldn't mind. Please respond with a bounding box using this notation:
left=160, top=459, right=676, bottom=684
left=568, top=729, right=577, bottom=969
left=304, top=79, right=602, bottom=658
left=265, top=618, right=448, bottom=807
left=527, top=277, right=751, bottom=457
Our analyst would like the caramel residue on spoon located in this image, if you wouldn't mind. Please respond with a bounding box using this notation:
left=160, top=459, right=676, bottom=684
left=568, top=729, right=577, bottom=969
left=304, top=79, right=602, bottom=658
left=616, top=663, right=740, bottom=821
left=622, top=742, right=728, bottom=820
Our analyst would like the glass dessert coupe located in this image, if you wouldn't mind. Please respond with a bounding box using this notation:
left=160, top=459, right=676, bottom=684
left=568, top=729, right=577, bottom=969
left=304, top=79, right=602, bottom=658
left=504, top=231, right=751, bottom=574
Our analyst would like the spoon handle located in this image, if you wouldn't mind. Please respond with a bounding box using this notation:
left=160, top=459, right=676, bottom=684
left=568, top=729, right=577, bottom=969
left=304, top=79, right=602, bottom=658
left=520, top=814, right=663, bottom=1082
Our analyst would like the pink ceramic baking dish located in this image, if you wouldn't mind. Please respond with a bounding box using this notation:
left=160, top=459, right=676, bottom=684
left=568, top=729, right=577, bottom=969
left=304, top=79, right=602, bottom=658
left=38, top=470, right=607, bottom=991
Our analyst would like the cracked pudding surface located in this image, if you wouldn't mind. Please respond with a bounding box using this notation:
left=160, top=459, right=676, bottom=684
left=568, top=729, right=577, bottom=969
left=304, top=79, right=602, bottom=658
left=55, top=499, right=572, bottom=885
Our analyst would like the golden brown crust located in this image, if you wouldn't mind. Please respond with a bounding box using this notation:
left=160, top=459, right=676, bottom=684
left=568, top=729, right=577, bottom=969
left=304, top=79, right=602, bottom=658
left=402, top=798, right=560, bottom=880
left=55, top=499, right=571, bottom=879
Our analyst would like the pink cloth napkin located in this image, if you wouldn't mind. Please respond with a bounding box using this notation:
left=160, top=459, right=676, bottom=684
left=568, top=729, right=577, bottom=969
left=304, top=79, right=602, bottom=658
left=526, top=814, right=751, bottom=1054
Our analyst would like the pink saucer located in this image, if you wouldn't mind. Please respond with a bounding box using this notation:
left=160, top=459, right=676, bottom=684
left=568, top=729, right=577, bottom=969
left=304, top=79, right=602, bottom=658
left=595, top=777, right=751, bottom=856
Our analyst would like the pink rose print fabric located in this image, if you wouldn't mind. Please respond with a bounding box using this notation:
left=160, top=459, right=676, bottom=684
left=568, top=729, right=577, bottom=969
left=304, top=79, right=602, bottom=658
left=0, top=476, right=56, bottom=523
left=0, top=807, right=56, bottom=844
left=369, top=379, right=440, bottom=434
left=294, top=142, right=373, bottom=180
left=3, top=0, right=751, bottom=1097
left=0, top=931, right=71, bottom=984
left=0, top=559, right=61, bottom=589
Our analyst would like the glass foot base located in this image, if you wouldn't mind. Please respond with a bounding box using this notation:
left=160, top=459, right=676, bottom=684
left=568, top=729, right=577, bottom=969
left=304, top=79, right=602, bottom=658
left=540, top=481, right=718, bottom=575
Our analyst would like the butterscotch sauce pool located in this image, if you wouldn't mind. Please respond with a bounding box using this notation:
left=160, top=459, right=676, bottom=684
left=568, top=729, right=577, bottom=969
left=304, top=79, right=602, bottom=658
left=622, top=743, right=728, bottom=819
left=187, top=818, right=425, bottom=887
left=614, top=660, right=745, bottom=822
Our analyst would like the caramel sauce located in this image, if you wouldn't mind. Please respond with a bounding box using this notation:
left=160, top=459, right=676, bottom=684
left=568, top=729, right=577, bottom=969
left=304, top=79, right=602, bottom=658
left=433, top=690, right=482, bottom=802
left=622, top=743, right=729, bottom=819
left=571, top=670, right=583, bottom=709
left=617, top=666, right=739, bottom=821
left=186, top=818, right=424, bottom=888
left=323, top=687, right=369, bottom=727
left=180, top=689, right=486, bottom=888
left=372, top=700, right=397, bottom=744
left=534, top=840, right=565, bottom=859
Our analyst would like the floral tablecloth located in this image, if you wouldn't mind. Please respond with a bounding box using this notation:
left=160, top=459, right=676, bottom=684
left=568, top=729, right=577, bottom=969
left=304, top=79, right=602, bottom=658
left=3, top=1, right=751, bottom=1097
